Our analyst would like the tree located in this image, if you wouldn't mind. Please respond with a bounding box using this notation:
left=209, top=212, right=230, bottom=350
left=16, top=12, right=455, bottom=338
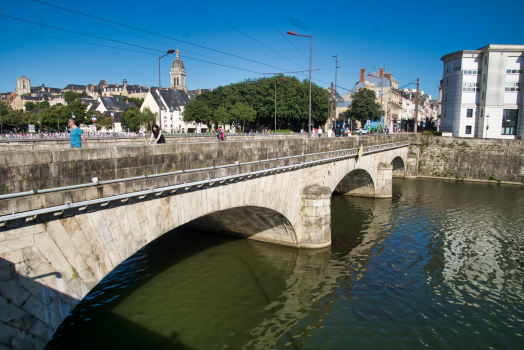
left=229, top=102, right=256, bottom=132
left=121, top=107, right=157, bottom=132
left=24, top=101, right=37, bottom=112
left=344, top=88, right=382, bottom=125
left=182, top=99, right=212, bottom=126
left=124, top=97, right=144, bottom=108
left=213, top=106, right=230, bottom=128
left=40, top=101, right=89, bottom=132
left=63, top=91, right=84, bottom=103
left=0, top=101, right=12, bottom=117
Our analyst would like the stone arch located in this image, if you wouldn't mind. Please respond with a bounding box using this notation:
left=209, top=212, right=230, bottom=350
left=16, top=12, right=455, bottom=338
left=333, top=168, right=375, bottom=197
left=391, top=156, right=405, bottom=177
left=187, top=206, right=298, bottom=247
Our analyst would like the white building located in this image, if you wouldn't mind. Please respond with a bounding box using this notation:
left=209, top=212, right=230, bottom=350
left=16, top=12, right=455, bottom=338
left=440, top=45, right=523, bottom=139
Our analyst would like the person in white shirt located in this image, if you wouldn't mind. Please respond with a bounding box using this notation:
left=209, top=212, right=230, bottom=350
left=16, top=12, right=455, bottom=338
left=318, top=127, right=323, bottom=137
left=327, top=128, right=333, bottom=137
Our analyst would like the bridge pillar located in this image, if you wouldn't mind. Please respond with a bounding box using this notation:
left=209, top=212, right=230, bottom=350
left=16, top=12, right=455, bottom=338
left=374, top=162, right=393, bottom=198
left=299, top=185, right=331, bottom=248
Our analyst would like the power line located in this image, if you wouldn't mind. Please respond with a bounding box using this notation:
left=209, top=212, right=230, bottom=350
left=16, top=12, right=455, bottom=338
left=182, top=0, right=304, bottom=69
left=0, top=27, right=158, bottom=56
left=31, top=0, right=291, bottom=72
left=17, top=0, right=248, bottom=69
left=0, top=13, right=165, bottom=53
left=241, top=0, right=318, bottom=69
left=1, top=14, right=268, bottom=76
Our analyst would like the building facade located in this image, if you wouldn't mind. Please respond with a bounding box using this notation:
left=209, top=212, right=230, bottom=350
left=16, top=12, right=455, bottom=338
left=440, top=45, right=523, bottom=139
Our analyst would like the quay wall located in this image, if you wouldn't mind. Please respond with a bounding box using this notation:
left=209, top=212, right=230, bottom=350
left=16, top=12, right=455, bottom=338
left=415, top=136, right=524, bottom=183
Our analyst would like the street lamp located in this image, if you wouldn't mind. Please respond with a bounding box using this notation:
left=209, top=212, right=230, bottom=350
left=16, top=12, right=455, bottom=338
left=275, top=79, right=288, bottom=132
left=159, top=49, right=176, bottom=89
left=287, top=31, right=312, bottom=138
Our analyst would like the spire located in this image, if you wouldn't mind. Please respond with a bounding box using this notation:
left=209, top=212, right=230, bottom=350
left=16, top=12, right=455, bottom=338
left=176, top=46, right=180, bottom=59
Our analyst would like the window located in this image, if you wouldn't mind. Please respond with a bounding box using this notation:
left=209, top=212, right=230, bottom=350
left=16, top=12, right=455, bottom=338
left=463, top=70, right=481, bottom=75
left=481, top=109, right=484, bottom=118
left=501, top=109, right=518, bottom=135
left=453, top=60, right=462, bottom=71
left=444, top=109, right=446, bottom=118
left=467, top=109, right=473, bottom=118
left=506, top=69, right=522, bottom=74
left=465, top=126, right=472, bottom=134
left=482, top=91, right=485, bottom=100
left=484, top=57, right=487, bottom=66
left=462, top=83, right=480, bottom=91
left=505, top=82, right=521, bottom=91
left=483, top=74, right=486, bottom=83
left=445, top=61, right=452, bottom=73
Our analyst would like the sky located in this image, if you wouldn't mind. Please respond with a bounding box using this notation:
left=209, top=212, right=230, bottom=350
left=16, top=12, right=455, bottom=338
left=1, top=0, right=523, bottom=99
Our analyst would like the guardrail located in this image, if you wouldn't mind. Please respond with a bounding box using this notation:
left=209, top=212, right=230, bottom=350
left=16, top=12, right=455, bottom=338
left=0, top=141, right=409, bottom=224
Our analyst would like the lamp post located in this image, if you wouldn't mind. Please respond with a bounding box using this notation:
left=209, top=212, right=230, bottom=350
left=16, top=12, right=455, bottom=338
left=287, top=31, right=312, bottom=138
left=159, top=49, right=176, bottom=89
left=332, top=54, right=339, bottom=129
left=274, top=78, right=288, bottom=132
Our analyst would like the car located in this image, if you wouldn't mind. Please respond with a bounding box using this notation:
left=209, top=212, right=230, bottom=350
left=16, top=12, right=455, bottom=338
left=356, top=128, right=369, bottom=134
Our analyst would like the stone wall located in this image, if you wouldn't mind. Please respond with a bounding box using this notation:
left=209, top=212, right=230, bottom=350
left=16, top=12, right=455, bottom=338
left=416, top=136, right=524, bottom=182
left=0, top=135, right=413, bottom=196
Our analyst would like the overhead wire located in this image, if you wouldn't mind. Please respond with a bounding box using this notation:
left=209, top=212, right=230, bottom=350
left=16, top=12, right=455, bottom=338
left=182, top=0, right=304, bottom=69
left=241, top=0, right=319, bottom=69
left=0, top=27, right=158, bottom=56
left=0, top=15, right=265, bottom=76
left=17, top=0, right=243, bottom=67
left=30, top=0, right=292, bottom=72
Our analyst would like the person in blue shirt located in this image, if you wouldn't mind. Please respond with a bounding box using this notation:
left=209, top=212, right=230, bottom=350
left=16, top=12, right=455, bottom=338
left=68, top=118, right=88, bottom=148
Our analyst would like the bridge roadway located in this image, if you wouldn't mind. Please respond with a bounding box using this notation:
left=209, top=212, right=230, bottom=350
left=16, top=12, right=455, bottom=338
left=0, top=136, right=415, bottom=349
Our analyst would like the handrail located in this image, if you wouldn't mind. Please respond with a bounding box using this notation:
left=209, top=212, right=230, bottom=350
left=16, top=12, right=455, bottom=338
left=0, top=142, right=409, bottom=223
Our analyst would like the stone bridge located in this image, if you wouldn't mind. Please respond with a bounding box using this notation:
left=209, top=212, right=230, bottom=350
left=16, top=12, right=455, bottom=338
left=0, top=136, right=414, bottom=349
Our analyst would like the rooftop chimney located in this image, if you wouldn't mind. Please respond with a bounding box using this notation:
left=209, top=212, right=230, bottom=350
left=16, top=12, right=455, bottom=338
left=385, top=72, right=392, bottom=80
left=379, top=67, right=384, bottom=77
left=359, top=68, right=365, bottom=83
left=197, top=88, right=201, bottom=94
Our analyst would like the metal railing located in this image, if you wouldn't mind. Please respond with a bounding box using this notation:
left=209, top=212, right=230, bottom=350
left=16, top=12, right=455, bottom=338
left=0, top=141, right=409, bottom=224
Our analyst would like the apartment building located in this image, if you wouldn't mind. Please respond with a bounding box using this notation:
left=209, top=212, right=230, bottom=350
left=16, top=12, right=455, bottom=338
left=440, top=45, right=523, bottom=138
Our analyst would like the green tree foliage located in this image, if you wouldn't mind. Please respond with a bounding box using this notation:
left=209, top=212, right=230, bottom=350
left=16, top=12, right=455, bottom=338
left=0, top=109, right=37, bottom=131
left=24, top=101, right=49, bottom=112
left=124, top=97, right=145, bottom=108
left=40, top=101, right=89, bottom=132
left=121, top=107, right=157, bottom=132
left=0, top=101, right=12, bottom=116
left=63, top=91, right=84, bottom=103
left=182, top=75, right=329, bottom=130
left=182, top=99, right=212, bottom=126
left=344, top=88, right=382, bottom=125
left=229, top=102, right=256, bottom=131
left=24, top=101, right=37, bottom=111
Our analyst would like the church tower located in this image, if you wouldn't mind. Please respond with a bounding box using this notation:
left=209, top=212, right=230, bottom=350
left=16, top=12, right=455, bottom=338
left=170, top=47, right=187, bottom=91
left=15, top=76, right=31, bottom=95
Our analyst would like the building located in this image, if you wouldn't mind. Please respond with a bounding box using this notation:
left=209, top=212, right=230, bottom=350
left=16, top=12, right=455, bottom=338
left=344, top=68, right=402, bottom=131
left=95, top=96, right=136, bottom=132
left=170, top=47, right=187, bottom=91
left=15, top=76, right=31, bottom=95
left=440, top=44, right=523, bottom=139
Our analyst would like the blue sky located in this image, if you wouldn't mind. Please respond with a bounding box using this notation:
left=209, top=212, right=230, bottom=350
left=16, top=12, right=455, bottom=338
left=1, top=0, right=523, bottom=98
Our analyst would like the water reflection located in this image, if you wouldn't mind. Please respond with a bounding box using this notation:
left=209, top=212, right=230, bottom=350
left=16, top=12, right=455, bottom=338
left=47, top=179, right=524, bottom=350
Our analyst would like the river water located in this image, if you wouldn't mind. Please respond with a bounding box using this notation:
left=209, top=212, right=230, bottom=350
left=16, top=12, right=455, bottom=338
left=46, top=178, right=524, bottom=349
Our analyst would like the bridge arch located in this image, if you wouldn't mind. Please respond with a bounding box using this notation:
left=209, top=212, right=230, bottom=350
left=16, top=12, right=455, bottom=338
left=333, top=168, right=376, bottom=197
left=391, top=156, right=406, bottom=177
left=188, top=206, right=298, bottom=247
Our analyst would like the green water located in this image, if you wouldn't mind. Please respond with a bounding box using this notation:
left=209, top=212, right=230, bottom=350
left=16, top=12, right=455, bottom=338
left=46, top=178, right=524, bottom=349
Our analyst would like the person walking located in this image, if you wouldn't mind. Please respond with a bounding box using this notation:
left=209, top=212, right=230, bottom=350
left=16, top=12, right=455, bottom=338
left=318, top=127, right=323, bottom=138
left=149, top=124, right=165, bottom=144
left=68, top=118, right=88, bottom=148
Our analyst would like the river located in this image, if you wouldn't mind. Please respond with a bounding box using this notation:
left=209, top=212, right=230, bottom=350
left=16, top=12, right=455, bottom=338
left=46, top=178, right=524, bottom=349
